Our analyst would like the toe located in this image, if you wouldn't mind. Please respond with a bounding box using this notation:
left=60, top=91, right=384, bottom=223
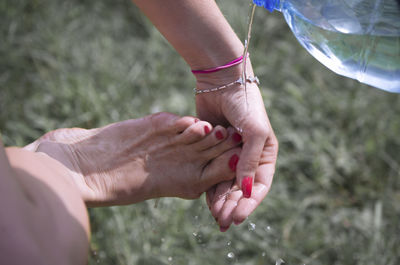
left=171, top=116, right=199, bottom=134
left=143, top=112, right=193, bottom=135
left=201, top=127, right=242, bottom=160
left=176, top=120, right=213, bottom=145
left=191, top=125, right=228, bottom=151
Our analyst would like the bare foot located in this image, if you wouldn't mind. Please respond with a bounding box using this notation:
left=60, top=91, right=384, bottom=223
left=25, top=112, right=242, bottom=206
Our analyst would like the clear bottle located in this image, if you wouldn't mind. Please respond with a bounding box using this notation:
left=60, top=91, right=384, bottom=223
left=254, top=0, right=400, bottom=93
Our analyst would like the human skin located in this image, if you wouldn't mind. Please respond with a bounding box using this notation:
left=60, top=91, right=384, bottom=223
left=1, top=113, right=241, bottom=264
left=25, top=112, right=242, bottom=206
left=132, top=0, right=279, bottom=229
left=0, top=141, right=90, bottom=265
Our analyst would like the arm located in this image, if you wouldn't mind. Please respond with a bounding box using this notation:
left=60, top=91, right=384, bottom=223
left=0, top=140, right=89, bottom=265
left=132, top=0, right=243, bottom=74
left=132, top=0, right=278, bottom=228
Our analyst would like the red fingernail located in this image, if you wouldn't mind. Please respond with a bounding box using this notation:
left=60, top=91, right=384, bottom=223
left=216, top=130, right=224, bottom=140
left=194, top=118, right=199, bottom=123
left=204, top=126, right=210, bottom=134
left=220, top=226, right=230, bottom=232
left=233, top=133, right=242, bottom=143
left=228, top=154, right=239, bottom=171
left=242, top=176, right=253, bottom=198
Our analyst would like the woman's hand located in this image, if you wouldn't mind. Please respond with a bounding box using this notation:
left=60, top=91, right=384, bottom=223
left=196, top=78, right=278, bottom=230
left=132, top=0, right=278, bottom=228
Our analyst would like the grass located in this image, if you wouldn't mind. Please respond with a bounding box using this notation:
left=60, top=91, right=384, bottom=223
left=1, top=0, right=400, bottom=264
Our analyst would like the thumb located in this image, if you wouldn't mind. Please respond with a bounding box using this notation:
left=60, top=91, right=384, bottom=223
left=236, top=129, right=266, bottom=198
left=200, top=148, right=241, bottom=189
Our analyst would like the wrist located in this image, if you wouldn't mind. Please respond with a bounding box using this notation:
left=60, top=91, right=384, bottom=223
left=195, top=57, right=255, bottom=91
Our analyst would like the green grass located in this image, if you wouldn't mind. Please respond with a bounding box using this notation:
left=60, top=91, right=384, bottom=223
left=1, top=0, right=400, bottom=264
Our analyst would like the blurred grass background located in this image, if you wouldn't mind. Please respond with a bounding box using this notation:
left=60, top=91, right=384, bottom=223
left=1, top=0, right=400, bottom=264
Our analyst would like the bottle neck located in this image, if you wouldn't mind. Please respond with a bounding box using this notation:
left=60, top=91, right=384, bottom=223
left=253, top=0, right=281, bottom=12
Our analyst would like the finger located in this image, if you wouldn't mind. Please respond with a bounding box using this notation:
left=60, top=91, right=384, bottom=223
left=233, top=160, right=275, bottom=224
left=217, top=190, right=242, bottom=231
left=206, top=185, right=216, bottom=210
left=200, top=148, right=240, bottom=190
left=210, top=180, right=233, bottom=218
left=236, top=127, right=267, bottom=198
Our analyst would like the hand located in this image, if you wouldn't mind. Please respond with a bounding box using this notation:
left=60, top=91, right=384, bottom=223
left=24, top=113, right=242, bottom=207
left=196, top=76, right=278, bottom=230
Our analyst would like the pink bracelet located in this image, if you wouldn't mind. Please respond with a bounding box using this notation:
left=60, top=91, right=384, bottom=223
left=191, top=54, right=246, bottom=74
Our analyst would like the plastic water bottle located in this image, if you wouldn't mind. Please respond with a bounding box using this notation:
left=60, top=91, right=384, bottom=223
left=253, top=0, right=400, bottom=93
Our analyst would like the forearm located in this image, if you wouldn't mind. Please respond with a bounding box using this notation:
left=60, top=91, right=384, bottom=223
left=132, top=0, right=245, bottom=74
left=1, top=142, right=89, bottom=265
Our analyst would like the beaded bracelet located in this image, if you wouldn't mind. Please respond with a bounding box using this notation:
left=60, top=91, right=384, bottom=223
left=194, top=76, right=260, bottom=95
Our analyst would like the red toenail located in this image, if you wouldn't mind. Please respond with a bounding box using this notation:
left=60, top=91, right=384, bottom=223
left=233, top=133, right=242, bottom=142
left=204, top=126, right=210, bottom=134
left=216, top=130, right=224, bottom=140
left=194, top=118, right=199, bottom=123
left=242, top=176, right=253, bottom=198
left=229, top=154, right=239, bottom=171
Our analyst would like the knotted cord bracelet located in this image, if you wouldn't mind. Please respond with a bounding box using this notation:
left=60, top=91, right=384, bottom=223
left=194, top=76, right=260, bottom=95
left=191, top=54, right=248, bottom=74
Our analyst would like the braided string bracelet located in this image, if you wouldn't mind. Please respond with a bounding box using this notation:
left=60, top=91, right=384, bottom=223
left=194, top=76, right=260, bottom=95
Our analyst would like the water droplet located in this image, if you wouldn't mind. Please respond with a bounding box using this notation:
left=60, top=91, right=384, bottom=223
left=266, top=226, right=271, bottom=231
left=99, top=251, right=106, bottom=259
left=194, top=215, right=198, bottom=220
left=168, top=256, right=173, bottom=262
left=227, top=241, right=232, bottom=246
left=227, top=252, right=235, bottom=259
left=248, top=222, right=256, bottom=231
left=275, top=258, right=285, bottom=265
left=192, top=232, right=198, bottom=237
left=262, top=252, right=266, bottom=257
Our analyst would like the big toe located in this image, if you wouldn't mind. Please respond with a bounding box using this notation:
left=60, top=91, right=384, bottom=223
left=175, top=119, right=214, bottom=144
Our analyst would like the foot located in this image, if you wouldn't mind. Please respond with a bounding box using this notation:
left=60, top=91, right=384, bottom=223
left=25, top=112, right=242, bottom=206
